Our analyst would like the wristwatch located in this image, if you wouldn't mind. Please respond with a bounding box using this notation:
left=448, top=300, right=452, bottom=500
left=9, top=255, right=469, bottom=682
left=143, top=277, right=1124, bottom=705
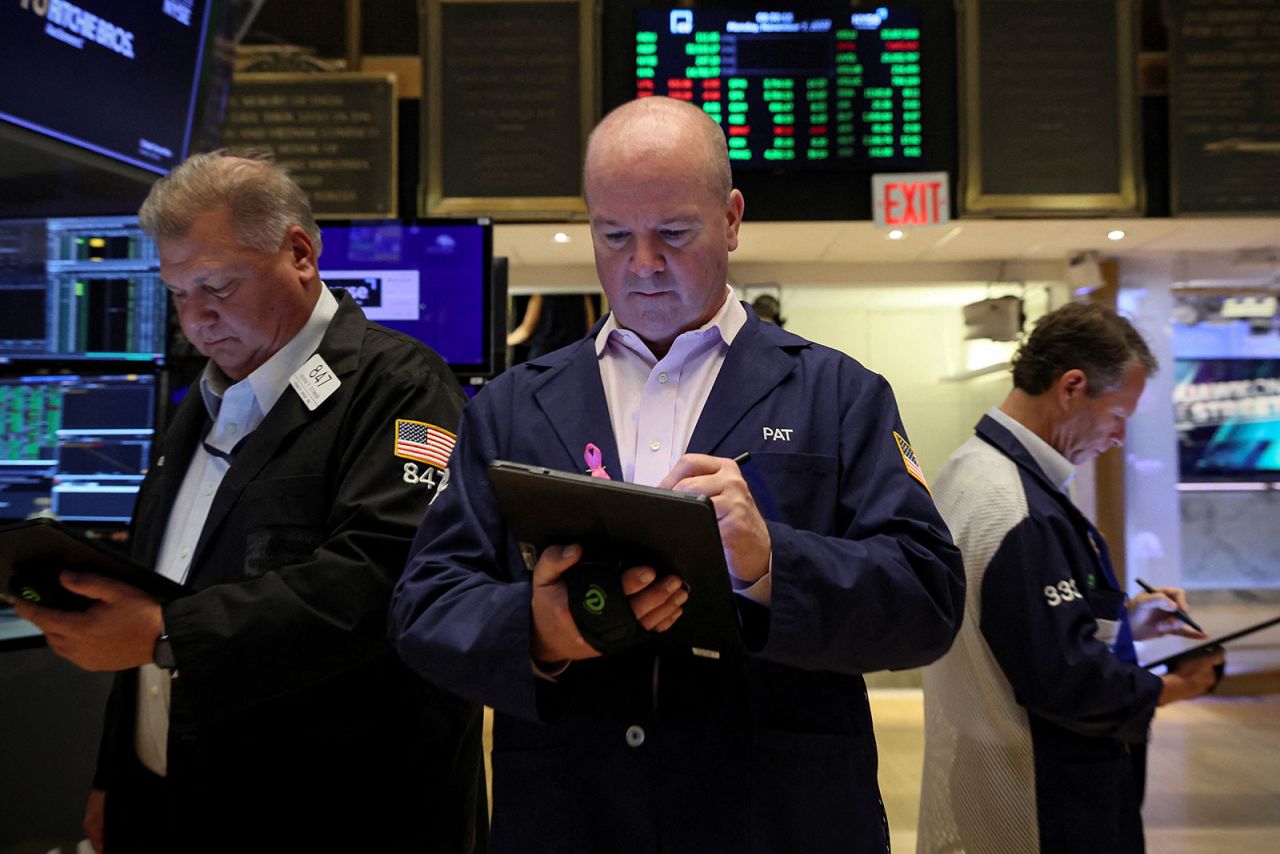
left=153, top=633, right=177, bottom=671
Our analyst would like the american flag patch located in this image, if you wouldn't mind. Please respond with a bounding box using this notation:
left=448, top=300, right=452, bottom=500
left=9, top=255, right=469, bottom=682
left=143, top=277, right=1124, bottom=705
left=894, top=431, right=929, bottom=493
left=394, top=420, right=456, bottom=469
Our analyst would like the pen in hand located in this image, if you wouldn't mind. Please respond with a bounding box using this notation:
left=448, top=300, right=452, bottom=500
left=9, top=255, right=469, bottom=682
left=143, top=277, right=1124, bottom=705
left=731, top=452, right=751, bottom=466
left=1135, top=577, right=1204, bottom=633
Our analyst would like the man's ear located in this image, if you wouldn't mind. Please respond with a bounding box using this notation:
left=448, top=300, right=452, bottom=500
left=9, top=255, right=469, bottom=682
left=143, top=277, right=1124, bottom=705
left=1057, top=368, right=1089, bottom=405
left=725, top=189, right=745, bottom=252
left=285, top=226, right=318, bottom=283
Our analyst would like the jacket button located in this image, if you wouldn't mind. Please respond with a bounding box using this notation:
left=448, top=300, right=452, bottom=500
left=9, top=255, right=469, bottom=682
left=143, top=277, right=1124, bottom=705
left=625, top=724, right=645, bottom=748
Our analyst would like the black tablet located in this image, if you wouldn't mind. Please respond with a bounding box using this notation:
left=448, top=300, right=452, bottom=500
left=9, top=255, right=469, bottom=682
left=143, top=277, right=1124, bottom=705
left=1142, top=614, right=1280, bottom=670
left=0, top=518, right=187, bottom=611
left=487, top=460, right=743, bottom=660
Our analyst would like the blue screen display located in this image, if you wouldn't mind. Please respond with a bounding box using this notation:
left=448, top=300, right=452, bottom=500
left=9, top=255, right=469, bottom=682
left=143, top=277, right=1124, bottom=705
left=317, top=219, right=493, bottom=373
left=1175, top=358, right=1280, bottom=481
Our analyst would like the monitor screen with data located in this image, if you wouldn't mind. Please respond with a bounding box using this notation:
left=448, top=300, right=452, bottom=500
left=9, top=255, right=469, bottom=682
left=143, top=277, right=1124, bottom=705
left=0, top=216, right=166, bottom=365
left=0, top=373, right=157, bottom=524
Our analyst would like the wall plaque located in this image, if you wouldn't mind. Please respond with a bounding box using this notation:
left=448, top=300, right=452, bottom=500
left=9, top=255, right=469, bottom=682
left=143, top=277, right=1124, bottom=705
left=423, top=0, right=594, bottom=217
left=958, top=0, right=1142, bottom=215
left=1169, top=0, right=1280, bottom=214
left=221, top=72, right=397, bottom=218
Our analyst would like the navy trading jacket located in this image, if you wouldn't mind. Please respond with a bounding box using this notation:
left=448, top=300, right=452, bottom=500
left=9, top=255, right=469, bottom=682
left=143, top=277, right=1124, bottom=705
left=919, top=415, right=1165, bottom=854
left=392, top=306, right=964, bottom=854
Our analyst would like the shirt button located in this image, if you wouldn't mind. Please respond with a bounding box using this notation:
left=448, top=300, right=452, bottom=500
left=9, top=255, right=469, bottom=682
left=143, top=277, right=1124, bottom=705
left=179, top=548, right=190, bottom=559
left=658, top=372, right=669, bottom=384
left=226, top=422, right=239, bottom=434
left=649, top=440, right=661, bottom=452
left=625, top=725, right=645, bottom=748
left=150, top=685, right=161, bottom=697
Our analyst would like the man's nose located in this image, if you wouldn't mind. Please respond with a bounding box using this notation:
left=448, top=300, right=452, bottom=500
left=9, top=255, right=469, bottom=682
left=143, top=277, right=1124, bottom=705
left=629, top=234, right=666, bottom=278
left=179, top=292, right=218, bottom=331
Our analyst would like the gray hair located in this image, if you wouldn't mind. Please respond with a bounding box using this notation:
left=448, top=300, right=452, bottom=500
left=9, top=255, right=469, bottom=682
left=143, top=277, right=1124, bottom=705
left=138, top=150, right=322, bottom=256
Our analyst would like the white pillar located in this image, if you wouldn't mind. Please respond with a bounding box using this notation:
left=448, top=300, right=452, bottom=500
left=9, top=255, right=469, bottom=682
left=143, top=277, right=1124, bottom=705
left=1117, top=257, right=1182, bottom=594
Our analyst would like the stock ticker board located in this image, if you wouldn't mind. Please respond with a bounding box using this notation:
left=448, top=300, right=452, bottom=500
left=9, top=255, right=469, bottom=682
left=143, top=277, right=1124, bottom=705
left=634, top=7, right=924, bottom=167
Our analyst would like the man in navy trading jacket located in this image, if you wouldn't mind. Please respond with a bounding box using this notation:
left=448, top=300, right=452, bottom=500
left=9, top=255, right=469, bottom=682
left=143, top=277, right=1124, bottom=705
left=917, top=302, right=1224, bottom=854
left=15, top=153, right=486, bottom=853
left=390, top=96, right=965, bottom=854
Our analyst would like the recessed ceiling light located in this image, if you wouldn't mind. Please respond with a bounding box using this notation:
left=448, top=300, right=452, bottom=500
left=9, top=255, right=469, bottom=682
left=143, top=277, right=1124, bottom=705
left=553, top=232, right=571, bottom=243
left=1107, top=230, right=1126, bottom=241
left=888, top=229, right=905, bottom=240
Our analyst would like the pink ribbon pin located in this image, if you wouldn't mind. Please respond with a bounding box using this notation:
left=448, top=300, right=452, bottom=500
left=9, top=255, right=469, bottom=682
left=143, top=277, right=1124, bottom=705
left=584, top=443, right=611, bottom=479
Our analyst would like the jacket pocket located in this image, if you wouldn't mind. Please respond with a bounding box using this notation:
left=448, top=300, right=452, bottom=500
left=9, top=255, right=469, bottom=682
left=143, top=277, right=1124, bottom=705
left=748, top=728, right=885, bottom=854
left=239, top=475, right=327, bottom=575
left=745, top=452, right=839, bottom=530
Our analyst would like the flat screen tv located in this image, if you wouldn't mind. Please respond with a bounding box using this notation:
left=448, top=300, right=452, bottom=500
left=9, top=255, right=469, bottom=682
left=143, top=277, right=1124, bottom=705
left=1175, top=358, right=1280, bottom=481
left=0, top=216, right=167, bottom=365
left=602, top=2, right=956, bottom=220
left=634, top=5, right=925, bottom=167
left=316, top=218, right=497, bottom=378
left=0, top=1, right=221, bottom=175
left=0, top=372, right=158, bottom=524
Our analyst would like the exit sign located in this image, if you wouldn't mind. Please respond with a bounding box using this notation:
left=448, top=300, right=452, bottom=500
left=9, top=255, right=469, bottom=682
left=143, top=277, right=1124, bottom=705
left=871, top=172, right=950, bottom=228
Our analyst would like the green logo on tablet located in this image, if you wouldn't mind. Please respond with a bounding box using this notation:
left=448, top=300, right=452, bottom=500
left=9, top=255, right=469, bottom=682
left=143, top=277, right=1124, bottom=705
left=584, top=584, right=607, bottom=615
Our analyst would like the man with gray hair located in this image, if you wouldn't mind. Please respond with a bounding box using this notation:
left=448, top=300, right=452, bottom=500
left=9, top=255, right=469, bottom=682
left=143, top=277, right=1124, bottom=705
left=15, top=152, right=486, bottom=852
left=391, top=96, right=964, bottom=853
left=918, top=302, right=1223, bottom=854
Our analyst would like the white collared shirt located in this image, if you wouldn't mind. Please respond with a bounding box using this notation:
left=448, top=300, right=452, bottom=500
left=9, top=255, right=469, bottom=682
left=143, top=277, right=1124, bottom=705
left=593, top=288, right=771, bottom=606
left=595, top=288, right=746, bottom=486
left=986, top=406, right=1077, bottom=492
left=135, top=287, right=339, bottom=777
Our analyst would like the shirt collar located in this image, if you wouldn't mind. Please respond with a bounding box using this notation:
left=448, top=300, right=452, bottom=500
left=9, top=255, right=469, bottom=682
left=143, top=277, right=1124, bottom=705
left=594, top=286, right=747, bottom=358
left=199, top=286, right=340, bottom=418
left=986, top=406, right=1077, bottom=491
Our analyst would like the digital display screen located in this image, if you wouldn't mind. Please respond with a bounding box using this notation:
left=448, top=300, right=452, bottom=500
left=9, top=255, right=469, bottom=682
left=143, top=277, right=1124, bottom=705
left=0, top=216, right=167, bottom=364
left=0, top=0, right=215, bottom=174
left=0, top=373, right=156, bottom=523
left=634, top=6, right=924, bottom=167
left=1175, top=358, right=1280, bottom=481
left=317, top=219, right=495, bottom=375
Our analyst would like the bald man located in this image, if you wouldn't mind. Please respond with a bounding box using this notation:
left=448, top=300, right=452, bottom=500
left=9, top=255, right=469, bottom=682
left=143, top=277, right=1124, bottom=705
left=391, top=97, right=964, bottom=854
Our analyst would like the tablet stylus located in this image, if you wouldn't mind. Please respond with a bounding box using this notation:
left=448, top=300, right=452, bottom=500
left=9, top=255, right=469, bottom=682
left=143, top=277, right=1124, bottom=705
left=1135, top=577, right=1205, bottom=633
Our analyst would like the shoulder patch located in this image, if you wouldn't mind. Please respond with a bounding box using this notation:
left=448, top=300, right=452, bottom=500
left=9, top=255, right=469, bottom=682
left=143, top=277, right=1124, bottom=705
left=894, top=431, right=930, bottom=493
left=394, top=419, right=456, bottom=470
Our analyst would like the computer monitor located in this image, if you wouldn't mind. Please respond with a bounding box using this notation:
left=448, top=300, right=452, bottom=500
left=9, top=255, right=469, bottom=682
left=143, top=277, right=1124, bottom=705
left=601, top=2, right=957, bottom=220
left=317, top=218, right=498, bottom=378
left=0, top=373, right=158, bottom=524
left=0, top=1, right=223, bottom=175
left=632, top=5, right=928, bottom=168
left=1176, top=358, right=1280, bottom=482
left=0, top=216, right=167, bottom=365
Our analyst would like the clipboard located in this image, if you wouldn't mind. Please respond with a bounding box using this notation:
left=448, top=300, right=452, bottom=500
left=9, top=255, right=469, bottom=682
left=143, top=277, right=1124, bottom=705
left=0, top=518, right=187, bottom=611
left=486, top=460, right=743, bottom=660
left=1142, top=614, right=1280, bottom=670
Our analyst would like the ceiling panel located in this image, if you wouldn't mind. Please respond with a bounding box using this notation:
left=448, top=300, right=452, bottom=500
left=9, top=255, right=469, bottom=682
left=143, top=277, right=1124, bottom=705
left=493, top=218, right=1280, bottom=271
